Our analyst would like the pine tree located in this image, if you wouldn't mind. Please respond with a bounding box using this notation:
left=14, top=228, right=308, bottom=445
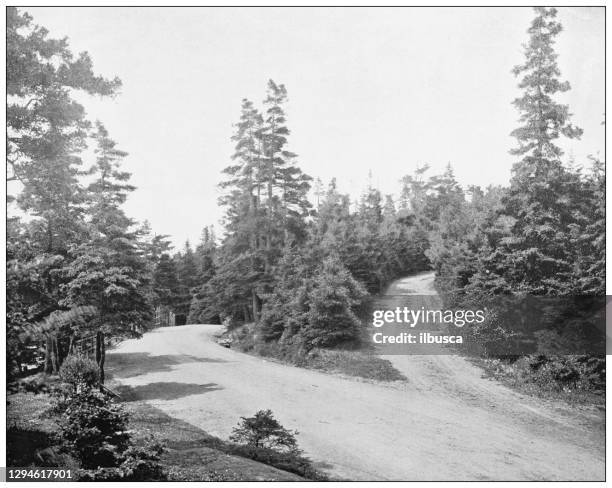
left=472, top=7, right=584, bottom=295
left=300, top=255, right=367, bottom=349
left=7, top=8, right=124, bottom=376
left=176, top=241, right=199, bottom=322
left=510, top=7, right=582, bottom=162
left=188, top=227, right=218, bottom=324
left=220, top=99, right=266, bottom=320
left=195, top=226, right=217, bottom=283
left=214, top=81, right=312, bottom=323
left=574, top=156, right=604, bottom=294
left=261, top=80, right=312, bottom=254
left=153, top=254, right=181, bottom=309
left=60, top=124, right=152, bottom=380
left=7, top=8, right=120, bottom=253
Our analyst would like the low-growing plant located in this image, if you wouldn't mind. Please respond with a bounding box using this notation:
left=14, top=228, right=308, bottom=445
left=228, top=410, right=326, bottom=480
left=53, top=374, right=166, bottom=480
left=76, top=440, right=166, bottom=481
left=59, top=354, right=100, bottom=392
left=58, top=389, right=131, bottom=469
left=230, top=409, right=299, bottom=453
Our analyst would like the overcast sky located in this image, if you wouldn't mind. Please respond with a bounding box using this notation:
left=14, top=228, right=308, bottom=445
left=23, top=7, right=605, bottom=249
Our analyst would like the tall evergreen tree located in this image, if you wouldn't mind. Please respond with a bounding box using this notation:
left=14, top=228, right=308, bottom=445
left=7, top=7, right=120, bottom=253
left=215, top=81, right=312, bottom=322
left=60, top=124, right=152, bottom=379
left=153, top=254, right=181, bottom=309
left=510, top=7, right=582, bottom=162
left=472, top=7, right=584, bottom=295
left=6, top=8, right=125, bottom=377
left=261, top=80, right=312, bottom=254
left=175, top=241, right=199, bottom=322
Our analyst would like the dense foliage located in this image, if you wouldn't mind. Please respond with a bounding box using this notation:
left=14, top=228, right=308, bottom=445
left=53, top=362, right=166, bottom=480
left=426, top=8, right=605, bottom=390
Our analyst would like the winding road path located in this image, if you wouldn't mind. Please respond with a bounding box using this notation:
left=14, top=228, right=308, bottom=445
left=108, top=272, right=604, bottom=481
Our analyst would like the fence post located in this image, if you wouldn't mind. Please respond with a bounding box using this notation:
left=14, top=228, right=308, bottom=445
left=95, top=330, right=106, bottom=384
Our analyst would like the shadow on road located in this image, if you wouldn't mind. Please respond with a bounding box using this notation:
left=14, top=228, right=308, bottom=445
left=115, top=381, right=223, bottom=402
left=106, top=352, right=228, bottom=379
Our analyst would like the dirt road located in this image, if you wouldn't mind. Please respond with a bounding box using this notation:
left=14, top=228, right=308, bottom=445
left=108, top=272, right=604, bottom=481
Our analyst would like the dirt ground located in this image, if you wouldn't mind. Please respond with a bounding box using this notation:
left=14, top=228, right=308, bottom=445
left=107, top=272, right=605, bottom=481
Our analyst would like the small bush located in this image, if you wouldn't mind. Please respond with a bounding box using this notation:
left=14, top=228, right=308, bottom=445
left=8, top=373, right=58, bottom=395
left=228, top=410, right=325, bottom=480
left=54, top=387, right=166, bottom=479
left=59, top=354, right=100, bottom=392
left=478, top=354, right=605, bottom=402
left=76, top=441, right=166, bottom=481
left=230, top=410, right=299, bottom=453
left=58, top=389, right=131, bottom=469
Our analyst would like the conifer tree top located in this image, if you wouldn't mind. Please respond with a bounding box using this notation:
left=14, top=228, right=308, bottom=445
left=510, top=7, right=582, bottom=163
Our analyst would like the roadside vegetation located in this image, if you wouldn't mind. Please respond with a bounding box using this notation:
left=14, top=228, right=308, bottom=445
left=8, top=362, right=325, bottom=481
left=8, top=356, right=166, bottom=481
left=426, top=8, right=605, bottom=401
left=474, top=356, right=605, bottom=406
left=228, top=323, right=405, bottom=382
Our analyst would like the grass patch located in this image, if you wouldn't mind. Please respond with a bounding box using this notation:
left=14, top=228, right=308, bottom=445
left=230, top=325, right=405, bottom=382
left=7, top=391, right=79, bottom=469
left=114, top=393, right=316, bottom=480
left=8, top=384, right=315, bottom=481
left=301, top=349, right=406, bottom=381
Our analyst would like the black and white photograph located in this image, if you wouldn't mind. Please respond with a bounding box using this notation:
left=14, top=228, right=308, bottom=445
left=4, top=4, right=606, bottom=482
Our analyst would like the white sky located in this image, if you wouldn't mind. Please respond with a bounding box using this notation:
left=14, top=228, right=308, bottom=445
left=18, top=7, right=605, bottom=249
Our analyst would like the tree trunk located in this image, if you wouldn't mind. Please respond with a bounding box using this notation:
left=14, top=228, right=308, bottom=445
left=252, top=289, right=260, bottom=322
left=95, top=330, right=106, bottom=384
left=243, top=305, right=252, bottom=323
left=44, top=335, right=53, bottom=374
left=50, top=336, right=59, bottom=373
left=46, top=217, right=53, bottom=253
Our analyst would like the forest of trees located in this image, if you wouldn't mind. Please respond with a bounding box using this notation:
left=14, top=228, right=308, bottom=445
left=157, top=8, right=606, bottom=371
left=7, top=7, right=605, bottom=386
left=154, top=80, right=437, bottom=351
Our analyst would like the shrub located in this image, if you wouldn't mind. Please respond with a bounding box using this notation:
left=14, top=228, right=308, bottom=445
left=76, top=441, right=166, bottom=481
left=228, top=410, right=326, bottom=480
left=230, top=410, right=299, bottom=453
left=118, top=442, right=167, bottom=481
left=521, top=354, right=605, bottom=393
left=54, top=387, right=166, bottom=479
left=8, top=373, right=58, bottom=395
left=300, top=256, right=367, bottom=350
left=58, top=389, right=130, bottom=469
left=59, top=354, right=100, bottom=392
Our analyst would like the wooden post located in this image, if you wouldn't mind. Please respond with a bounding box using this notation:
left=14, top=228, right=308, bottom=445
left=95, top=330, right=106, bottom=384
left=44, top=335, right=53, bottom=374
left=51, top=336, right=59, bottom=373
